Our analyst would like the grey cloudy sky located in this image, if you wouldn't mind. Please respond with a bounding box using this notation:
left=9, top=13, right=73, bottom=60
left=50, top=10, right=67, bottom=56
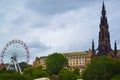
left=0, top=0, right=120, bottom=64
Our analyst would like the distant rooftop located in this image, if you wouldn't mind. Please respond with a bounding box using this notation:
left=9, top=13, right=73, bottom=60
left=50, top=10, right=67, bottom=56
left=63, top=50, right=92, bottom=55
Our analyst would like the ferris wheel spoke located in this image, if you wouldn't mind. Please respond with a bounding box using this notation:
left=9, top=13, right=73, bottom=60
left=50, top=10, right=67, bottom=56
left=3, top=51, right=13, bottom=56
left=17, top=59, right=26, bottom=62
left=3, top=59, right=11, bottom=64
left=17, top=57, right=26, bottom=61
left=3, top=53, right=11, bottom=56
left=18, top=54, right=27, bottom=58
left=0, top=39, right=30, bottom=68
left=3, top=56, right=11, bottom=59
left=18, top=59, right=25, bottom=62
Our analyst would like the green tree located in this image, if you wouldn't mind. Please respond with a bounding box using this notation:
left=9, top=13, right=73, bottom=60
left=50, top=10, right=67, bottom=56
left=45, top=53, right=68, bottom=75
left=110, top=75, right=120, bottom=80
left=112, top=60, right=120, bottom=75
left=19, top=62, right=27, bottom=71
left=23, top=67, right=49, bottom=79
left=73, top=67, right=82, bottom=79
left=58, top=69, right=77, bottom=80
left=82, top=56, right=120, bottom=80
left=0, top=72, right=28, bottom=80
left=0, top=67, right=7, bottom=74
left=73, top=67, right=80, bottom=75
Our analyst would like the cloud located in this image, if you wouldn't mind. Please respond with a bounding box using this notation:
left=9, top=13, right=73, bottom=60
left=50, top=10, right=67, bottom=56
left=26, top=0, right=96, bottom=15
left=0, top=0, right=120, bottom=64
left=27, top=6, right=99, bottom=53
left=29, top=40, right=51, bottom=52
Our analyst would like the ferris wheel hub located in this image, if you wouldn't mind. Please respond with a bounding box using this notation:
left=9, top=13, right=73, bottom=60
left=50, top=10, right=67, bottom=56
left=0, top=39, right=30, bottom=74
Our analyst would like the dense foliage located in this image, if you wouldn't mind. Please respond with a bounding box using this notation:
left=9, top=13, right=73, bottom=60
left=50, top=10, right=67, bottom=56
left=0, top=53, right=81, bottom=80
left=0, top=72, right=28, bottom=80
left=82, top=56, right=120, bottom=80
left=0, top=66, right=49, bottom=80
left=73, top=67, right=80, bottom=75
left=110, top=75, right=120, bottom=80
left=58, top=69, right=77, bottom=80
left=1, top=55, right=120, bottom=80
left=45, top=53, right=68, bottom=75
left=19, top=62, right=27, bottom=71
left=23, top=66, right=49, bottom=80
left=0, top=68, right=28, bottom=80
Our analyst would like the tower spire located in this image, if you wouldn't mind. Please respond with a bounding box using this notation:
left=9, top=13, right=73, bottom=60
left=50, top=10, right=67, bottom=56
left=102, top=1, right=106, bottom=16
left=100, top=1, right=108, bottom=26
left=92, top=39, right=95, bottom=51
left=97, top=2, right=112, bottom=56
left=92, top=2, right=118, bottom=59
left=92, top=39, right=95, bottom=57
left=114, top=40, right=117, bottom=56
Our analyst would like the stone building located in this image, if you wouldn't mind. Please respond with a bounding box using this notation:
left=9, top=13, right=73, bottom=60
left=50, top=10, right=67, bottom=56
left=33, top=56, right=47, bottom=68
left=33, top=50, right=92, bottom=70
left=64, top=50, right=92, bottom=70
left=117, top=50, right=120, bottom=58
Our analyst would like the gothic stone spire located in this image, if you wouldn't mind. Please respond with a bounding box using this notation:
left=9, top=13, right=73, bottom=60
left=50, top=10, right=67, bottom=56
left=102, top=1, right=106, bottom=17
left=114, top=41, right=117, bottom=56
left=92, top=39, right=96, bottom=58
left=97, top=2, right=112, bottom=56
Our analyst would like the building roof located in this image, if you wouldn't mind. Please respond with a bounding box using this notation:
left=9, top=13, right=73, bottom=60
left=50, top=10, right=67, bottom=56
left=63, top=50, right=91, bottom=55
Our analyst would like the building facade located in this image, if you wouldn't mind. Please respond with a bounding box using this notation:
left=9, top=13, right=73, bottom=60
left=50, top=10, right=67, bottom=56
left=33, top=56, right=47, bottom=68
left=117, top=50, right=120, bottom=58
left=33, top=50, right=92, bottom=70
left=64, top=50, right=92, bottom=70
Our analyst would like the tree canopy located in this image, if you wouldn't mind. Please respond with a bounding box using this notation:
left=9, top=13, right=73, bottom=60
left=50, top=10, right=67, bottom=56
left=0, top=71, right=28, bottom=80
left=82, top=56, right=120, bottom=80
left=45, top=53, right=68, bottom=75
left=110, top=75, right=120, bottom=80
left=23, top=66, right=49, bottom=80
left=58, top=69, right=77, bottom=80
left=19, top=62, right=27, bottom=71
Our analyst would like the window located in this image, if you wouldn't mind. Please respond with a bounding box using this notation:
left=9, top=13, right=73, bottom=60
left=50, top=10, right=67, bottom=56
left=76, top=60, right=78, bottom=62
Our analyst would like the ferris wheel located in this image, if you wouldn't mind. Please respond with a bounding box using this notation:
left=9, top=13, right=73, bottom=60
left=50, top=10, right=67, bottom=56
left=0, top=39, right=30, bottom=74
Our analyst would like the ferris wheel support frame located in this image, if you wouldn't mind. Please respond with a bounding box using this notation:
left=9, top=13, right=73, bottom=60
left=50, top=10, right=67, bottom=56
left=0, top=39, right=30, bottom=74
left=7, top=57, right=22, bottom=74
